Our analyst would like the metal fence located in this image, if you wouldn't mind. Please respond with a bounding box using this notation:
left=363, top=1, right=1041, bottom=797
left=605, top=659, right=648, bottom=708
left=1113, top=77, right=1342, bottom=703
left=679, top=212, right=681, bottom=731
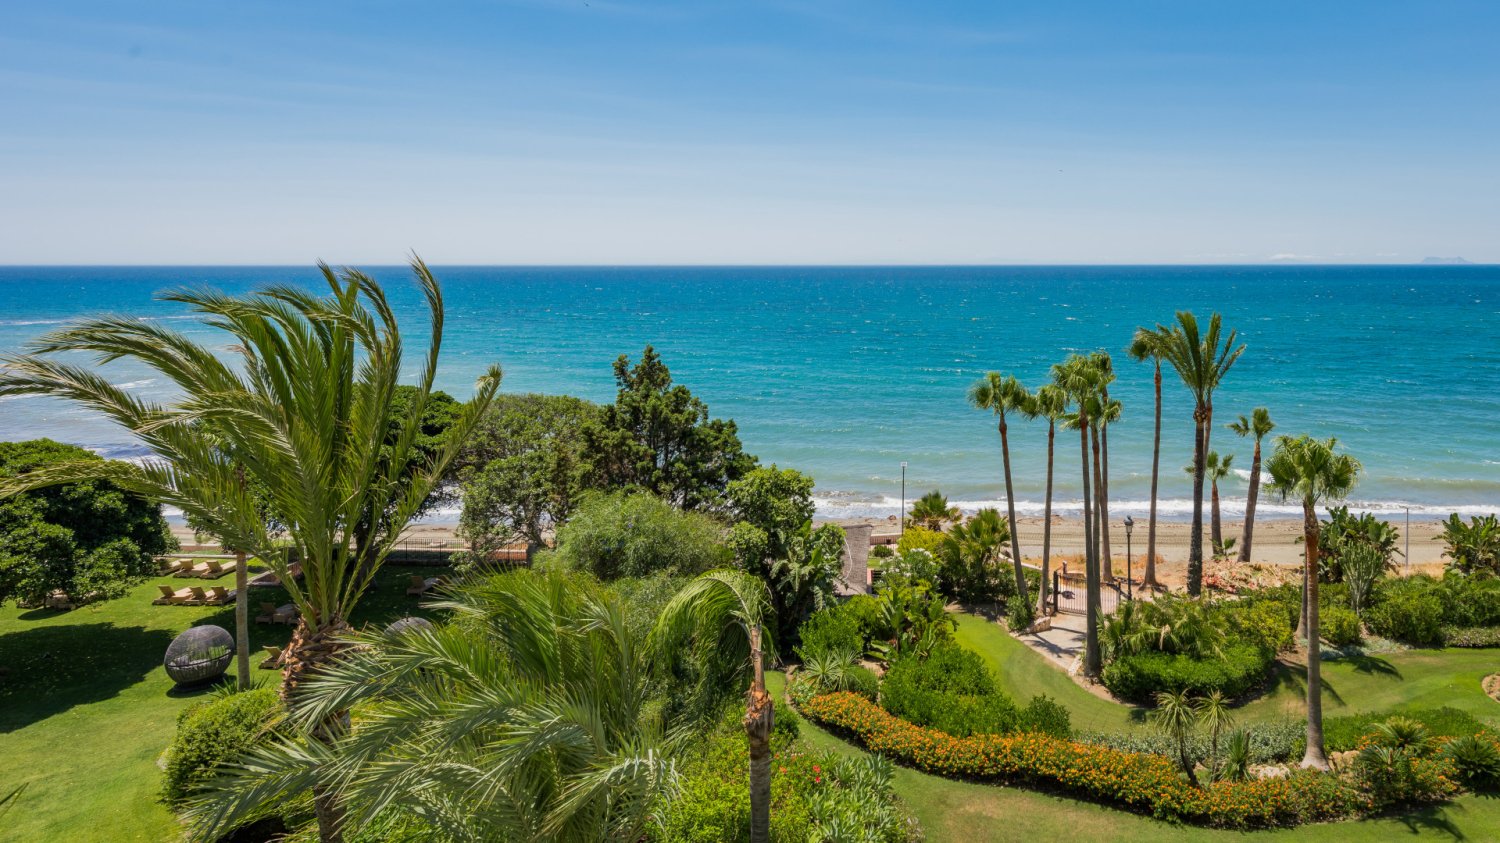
left=1051, top=571, right=1126, bottom=617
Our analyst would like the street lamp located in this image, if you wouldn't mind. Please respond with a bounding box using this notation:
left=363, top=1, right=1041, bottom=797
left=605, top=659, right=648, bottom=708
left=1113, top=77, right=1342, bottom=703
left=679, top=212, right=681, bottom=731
left=900, top=461, right=908, bottom=536
left=1123, top=515, right=1135, bottom=600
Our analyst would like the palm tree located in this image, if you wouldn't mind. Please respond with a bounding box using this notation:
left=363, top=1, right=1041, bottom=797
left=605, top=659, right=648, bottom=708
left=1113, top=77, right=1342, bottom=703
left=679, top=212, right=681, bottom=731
left=1197, top=691, right=1235, bottom=781
left=186, top=570, right=674, bottom=842
left=1229, top=408, right=1276, bottom=562
left=0, top=259, right=501, bottom=841
left=1052, top=354, right=1102, bottom=675
left=1088, top=353, right=1118, bottom=580
left=1268, top=435, right=1361, bottom=771
left=1150, top=689, right=1200, bottom=785
left=1127, top=326, right=1172, bottom=588
left=967, top=372, right=1030, bottom=608
left=1157, top=312, right=1245, bottom=595
left=908, top=490, right=960, bottom=531
left=651, top=570, right=776, bottom=843
left=1022, top=384, right=1067, bottom=616
left=1186, top=451, right=1234, bottom=557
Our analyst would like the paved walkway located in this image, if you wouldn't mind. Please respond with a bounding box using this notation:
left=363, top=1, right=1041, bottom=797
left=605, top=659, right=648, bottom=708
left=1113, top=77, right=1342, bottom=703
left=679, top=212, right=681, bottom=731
left=1019, top=612, right=1088, bottom=675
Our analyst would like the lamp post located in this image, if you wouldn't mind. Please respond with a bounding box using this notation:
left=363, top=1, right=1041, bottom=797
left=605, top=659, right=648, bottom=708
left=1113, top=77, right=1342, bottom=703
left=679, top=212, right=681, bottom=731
left=900, top=461, right=908, bottom=536
left=1123, top=515, right=1135, bottom=601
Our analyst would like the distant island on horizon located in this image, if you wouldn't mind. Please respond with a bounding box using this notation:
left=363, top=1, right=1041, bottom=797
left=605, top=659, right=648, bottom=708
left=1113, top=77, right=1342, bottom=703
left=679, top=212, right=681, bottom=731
left=1420, top=256, right=1474, bottom=265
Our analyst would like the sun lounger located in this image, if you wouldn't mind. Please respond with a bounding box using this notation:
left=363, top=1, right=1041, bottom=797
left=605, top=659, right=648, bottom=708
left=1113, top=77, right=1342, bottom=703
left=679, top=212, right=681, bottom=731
left=406, top=575, right=435, bottom=596
left=200, top=558, right=239, bottom=579
left=173, top=562, right=209, bottom=578
left=259, top=646, right=283, bottom=670
left=274, top=604, right=298, bottom=625
left=152, top=585, right=196, bottom=605
left=206, top=586, right=233, bottom=604
left=255, top=602, right=278, bottom=624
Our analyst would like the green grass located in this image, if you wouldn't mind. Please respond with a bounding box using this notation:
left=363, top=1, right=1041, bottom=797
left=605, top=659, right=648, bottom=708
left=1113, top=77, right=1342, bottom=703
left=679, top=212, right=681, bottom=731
left=772, top=670, right=1500, bottom=842
left=0, top=564, right=445, bottom=842
left=952, top=612, right=1500, bottom=732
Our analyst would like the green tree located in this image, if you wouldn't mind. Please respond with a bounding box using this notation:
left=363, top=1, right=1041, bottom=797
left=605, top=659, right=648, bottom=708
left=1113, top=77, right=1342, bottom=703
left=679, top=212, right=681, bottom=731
left=454, top=393, right=600, bottom=554
left=1149, top=688, right=1200, bottom=785
left=551, top=490, right=729, bottom=580
left=1088, top=352, right=1119, bottom=581
left=1128, top=325, right=1173, bottom=588
left=1197, top=690, right=1235, bottom=781
left=1053, top=354, right=1103, bottom=675
left=937, top=508, right=1011, bottom=605
left=1268, top=434, right=1361, bottom=771
left=584, top=346, right=756, bottom=512
left=907, top=489, right=960, bottom=532
left=725, top=466, right=840, bottom=643
left=1228, top=407, right=1275, bottom=563
left=1021, top=384, right=1066, bottom=615
left=967, top=372, right=1030, bottom=607
left=1439, top=513, right=1500, bottom=575
left=651, top=571, right=777, bottom=843
left=186, top=570, right=675, bottom=842
left=0, top=439, right=176, bottom=607
left=1185, top=450, right=1234, bottom=558
left=0, top=259, right=500, bottom=842
left=1157, top=312, right=1245, bottom=596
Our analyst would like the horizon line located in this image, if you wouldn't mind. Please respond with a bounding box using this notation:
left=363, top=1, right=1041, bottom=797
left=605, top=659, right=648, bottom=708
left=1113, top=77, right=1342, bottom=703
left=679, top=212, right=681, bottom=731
left=0, top=261, right=1493, bottom=269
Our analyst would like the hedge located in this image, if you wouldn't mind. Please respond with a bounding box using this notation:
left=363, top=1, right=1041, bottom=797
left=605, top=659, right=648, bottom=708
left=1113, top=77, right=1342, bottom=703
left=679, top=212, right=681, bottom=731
left=1101, top=642, right=1272, bottom=704
left=800, top=691, right=1369, bottom=829
left=162, top=687, right=283, bottom=804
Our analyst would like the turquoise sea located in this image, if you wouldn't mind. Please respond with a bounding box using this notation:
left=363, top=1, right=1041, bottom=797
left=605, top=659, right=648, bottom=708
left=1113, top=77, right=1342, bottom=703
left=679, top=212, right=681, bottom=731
left=1, top=266, right=1497, bottom=522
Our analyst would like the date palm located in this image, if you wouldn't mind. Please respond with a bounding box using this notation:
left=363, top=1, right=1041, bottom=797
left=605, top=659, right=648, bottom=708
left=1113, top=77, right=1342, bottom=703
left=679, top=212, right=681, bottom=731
left=1052, top=354, right=1103, bottom=675
left=1127, top=326, right=1173, bottom=587
left=1229, top=407, right=1275, bottom=562
left=1087, top=353, right=1118, bottom=580
left=651, top=570, right=776, bottom=843
left=1021, top=384, right=1066, bottom=616
left=1157, top=312, right=1245, bottom=595
left=908, top=489, right=960, bottom=531
left=1268, top=435, right=1361, bottom=770
left=967, top=372, right=1030, bottom=608
left=186, top=570, right=674, bottom=842
left=0, top=259, right=501, bottom=842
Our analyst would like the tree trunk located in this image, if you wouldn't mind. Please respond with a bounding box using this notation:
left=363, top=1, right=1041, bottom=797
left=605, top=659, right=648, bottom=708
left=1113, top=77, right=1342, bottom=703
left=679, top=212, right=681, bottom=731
left=1300, top=503, right=1329, bottom=770
left=1210, top=480, right=1223, bottom=557
left=1239, top=440, right=1262, bottom=563
left=283, top=616, right=354, bottom=843
left=313, top=783, right=346, bottom=843
left=1037, top=420, right=1055, bottom=617
left=1187, top=408, right=1208, bottom=596
left=1144, top=361, right=1161, bottom=587
left=745, top=625, right=774, bottom=843
left=1099, top=394, right=1114, bottom=580
left=998, top=416, right=1028, bottom=607
left=234, top=550, right=250, bottom=690
left=1080, top=418, right=1100, bottom=676
left=1091, top=423, right=1112, bottom=581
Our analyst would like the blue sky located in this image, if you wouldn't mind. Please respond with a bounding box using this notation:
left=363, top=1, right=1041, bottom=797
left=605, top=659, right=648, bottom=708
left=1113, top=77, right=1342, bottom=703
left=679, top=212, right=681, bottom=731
left=2, top=1, right=1497, bottom=264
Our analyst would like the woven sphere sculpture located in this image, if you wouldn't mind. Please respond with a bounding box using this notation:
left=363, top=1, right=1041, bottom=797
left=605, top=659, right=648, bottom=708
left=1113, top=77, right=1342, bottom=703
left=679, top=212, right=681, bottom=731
left=385, top=616, right=435, bottom=637
left=164, top=624, right=234, bottom=685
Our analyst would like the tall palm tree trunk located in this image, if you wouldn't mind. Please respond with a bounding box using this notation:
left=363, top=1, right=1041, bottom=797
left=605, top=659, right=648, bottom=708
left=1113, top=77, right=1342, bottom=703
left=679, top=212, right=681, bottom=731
left=1238, top=440, right=1263, bottom=562
left=1145, top=361, right=1162, bottom=587
left=1091, top=424, right=1112, bottom=581
left=1188, top=408, right=1208, bottom=596
left=1099, top=393, right=1114, bottom=580
left=745, top=625, right=774, bottom=843
left=234, top=549, right=249, bottom=690
left=284, top=612, right=355, bottom=843
left=1080, top=419, right=1101, bottom=676
left=1210, top=479, right=1224, bottom=556
left=1300, top=504, right=1329, bottom=770
left=998, top=415, right=1028, bottom=605
left=1037, top=420, right=1055, bottom=616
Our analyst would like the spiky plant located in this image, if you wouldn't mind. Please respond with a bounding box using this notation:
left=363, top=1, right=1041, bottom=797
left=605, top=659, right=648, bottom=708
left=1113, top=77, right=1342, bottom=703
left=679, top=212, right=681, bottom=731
left=1150, top=689, right=1200, bottom=785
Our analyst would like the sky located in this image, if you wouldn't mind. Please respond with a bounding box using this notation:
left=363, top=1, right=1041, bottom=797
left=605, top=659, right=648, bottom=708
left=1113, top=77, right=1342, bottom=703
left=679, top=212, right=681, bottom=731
left=1, top=1, right=1498, bottom=265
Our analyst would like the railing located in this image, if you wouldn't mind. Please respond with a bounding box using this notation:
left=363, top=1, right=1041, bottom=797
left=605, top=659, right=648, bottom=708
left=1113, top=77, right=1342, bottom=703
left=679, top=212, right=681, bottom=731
left=1050, top=571, right=1127, bottom=617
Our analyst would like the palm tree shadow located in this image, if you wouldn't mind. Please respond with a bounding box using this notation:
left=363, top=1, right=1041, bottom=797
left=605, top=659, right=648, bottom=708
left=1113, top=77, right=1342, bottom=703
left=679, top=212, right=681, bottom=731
left=1390, top=802, right=1468, bottom=840
left=1337, top=653, right=1401, bottom=678
left=1252, top=661, right=1347, bottom=708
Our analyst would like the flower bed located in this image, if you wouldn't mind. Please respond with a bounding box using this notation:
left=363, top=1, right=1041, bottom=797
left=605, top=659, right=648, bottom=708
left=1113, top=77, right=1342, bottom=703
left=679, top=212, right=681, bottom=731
left=800, top=691, right=1372, bottom=829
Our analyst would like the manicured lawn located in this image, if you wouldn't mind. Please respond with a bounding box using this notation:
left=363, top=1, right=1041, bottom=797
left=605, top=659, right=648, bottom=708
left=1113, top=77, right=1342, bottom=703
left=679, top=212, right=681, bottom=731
left=772, top=670, right=1500, bottom=842
left=0, top=564, right=444, bottom=842
left=953, top=612, right=1500, bottom=732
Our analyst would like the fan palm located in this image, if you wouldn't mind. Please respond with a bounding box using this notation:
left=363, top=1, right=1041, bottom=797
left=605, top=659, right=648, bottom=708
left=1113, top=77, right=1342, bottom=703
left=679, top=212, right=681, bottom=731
left=1127, top=326, right=1172, bottom=587
left=0, top=259, right=501, bottom=841
left=908, top=490, right=960, bottom=531
left=1228, top=408, right=1275, bottom=563
left=966, top=372, right=1030, bottom=608
left=185, top=570, right=674, bottom=843
left=1268, top=434, right=1360, bottom=770
left=1052, top=354, right=1102, bottom=675
left=1156, top=312, right=1245, bottom=595
left=1021, top=384, right=1066, bottom=616
left=650, top=570, right=776, bottom=843
left=1087, top=353, right=1119, bottom=580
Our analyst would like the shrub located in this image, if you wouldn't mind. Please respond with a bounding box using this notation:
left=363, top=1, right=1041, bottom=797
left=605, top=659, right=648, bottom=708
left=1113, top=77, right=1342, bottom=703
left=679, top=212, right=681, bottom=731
left=1019, top=694, right=1072, bottom=738
left=880, top=642, right=1019, bottom=737
left=1318, top=707, right=1491, bottom=753
left=801, top=692, right=1370, bottom=828
left=1441, top=734, right=1500, bottom=789
left=870, top=544, right=894, bottom=560
left=1352, top=746, right=1458, bottom=807
left=895, top=527, right=945, bottom=559
left=1079, top=719, right=1304, bottom=767
left=1366, top=578, right=1444, bottom=645
left=552, top=491, right=729, bottom=580
left=162, top=687, right=282, bottom=804
left=797, top=605, right=864, bottom=661
left=1320, top=606, right=1362, bottom=647
left=1441, top=625, right=1500, bottom=648
left=1436, top=574, right=1500, bottom=628
left=1225, top=600, right=1295, bottom=653
left=1102, top=642, right=1272, bottom=704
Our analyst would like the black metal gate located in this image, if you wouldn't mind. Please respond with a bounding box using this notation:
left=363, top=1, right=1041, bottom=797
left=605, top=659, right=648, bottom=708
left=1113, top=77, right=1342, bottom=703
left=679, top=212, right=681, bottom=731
left=1051, top=571, right=1125, bottom=617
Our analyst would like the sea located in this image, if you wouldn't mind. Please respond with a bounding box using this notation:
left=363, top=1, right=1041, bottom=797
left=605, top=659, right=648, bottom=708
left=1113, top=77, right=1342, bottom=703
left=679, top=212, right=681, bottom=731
left=2, top=265, right=1498, bottom=523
